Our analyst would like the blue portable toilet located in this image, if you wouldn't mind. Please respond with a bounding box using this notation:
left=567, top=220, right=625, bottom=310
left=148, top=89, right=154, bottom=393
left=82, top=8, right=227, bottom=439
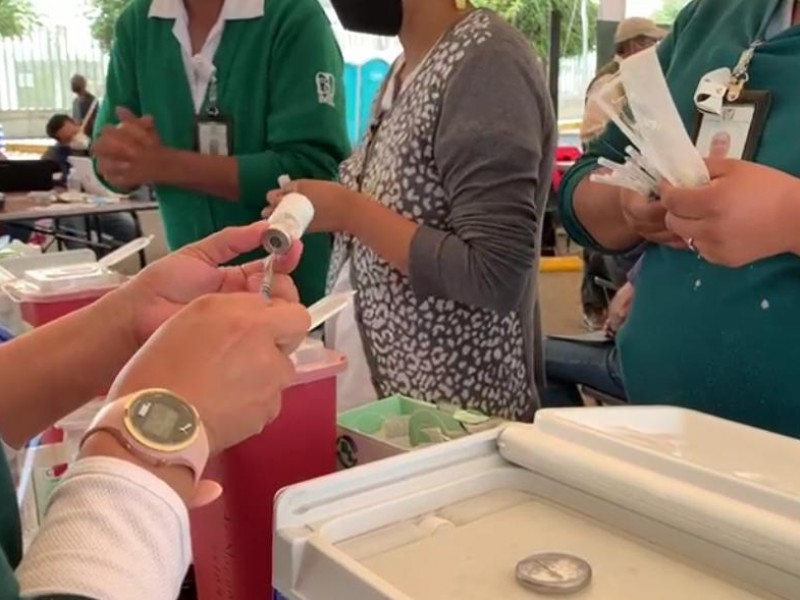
left=343, top=63, right=360, bottom=145
left=357, top=59, right=391, bottom=142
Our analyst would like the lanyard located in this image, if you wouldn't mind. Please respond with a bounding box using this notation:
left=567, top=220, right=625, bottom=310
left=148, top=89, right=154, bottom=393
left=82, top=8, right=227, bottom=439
left=206, top=73, right=220, bottom=117
left=727, top=42, right=760, bottom=101
left=729, top=0, right=788, bottom=100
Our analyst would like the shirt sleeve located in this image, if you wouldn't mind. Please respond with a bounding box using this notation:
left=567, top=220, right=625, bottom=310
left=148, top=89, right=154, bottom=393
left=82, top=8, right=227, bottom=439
left=627, top=254, right=644, bottom=285
left=236, top=0, right=351, bottom=209
left=91, top=3, right=142, bottom=191
left=408, top=37, right=554, bottom=314
left=16, top=457, right=191, bottom=600
left=558, top=0, right=700, bottom=252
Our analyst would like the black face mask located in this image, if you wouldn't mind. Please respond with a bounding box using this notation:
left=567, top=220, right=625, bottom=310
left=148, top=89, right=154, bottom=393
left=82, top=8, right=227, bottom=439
left=330, top=0, right=403, bottom=37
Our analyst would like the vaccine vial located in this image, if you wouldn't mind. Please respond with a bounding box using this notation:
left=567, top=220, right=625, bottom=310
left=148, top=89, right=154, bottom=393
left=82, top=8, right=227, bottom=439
left=263, top=192, right=314, bottom=255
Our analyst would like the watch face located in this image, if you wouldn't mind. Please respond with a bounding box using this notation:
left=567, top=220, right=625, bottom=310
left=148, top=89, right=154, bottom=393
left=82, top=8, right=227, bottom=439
left=126, top=391, right=198, bottom=451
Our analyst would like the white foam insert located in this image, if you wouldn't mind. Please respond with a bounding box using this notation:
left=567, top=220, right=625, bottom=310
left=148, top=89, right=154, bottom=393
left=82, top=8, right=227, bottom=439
left=344, top=489, right=776, bottom=600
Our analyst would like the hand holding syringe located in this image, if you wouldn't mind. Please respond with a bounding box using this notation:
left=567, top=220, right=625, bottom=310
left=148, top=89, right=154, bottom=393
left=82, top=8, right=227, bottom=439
left=261, top=175, right=314, bottom=299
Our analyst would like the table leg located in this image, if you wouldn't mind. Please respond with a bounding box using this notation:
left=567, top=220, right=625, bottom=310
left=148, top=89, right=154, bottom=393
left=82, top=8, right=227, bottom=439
left=130, top=210, right=147, bottom=269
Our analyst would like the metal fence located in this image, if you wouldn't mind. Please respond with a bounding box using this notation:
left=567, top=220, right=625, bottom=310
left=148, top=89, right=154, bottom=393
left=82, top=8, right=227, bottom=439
left=0, top=23, right=594, bottom=122
left=0, top=26, right=107, bottom=112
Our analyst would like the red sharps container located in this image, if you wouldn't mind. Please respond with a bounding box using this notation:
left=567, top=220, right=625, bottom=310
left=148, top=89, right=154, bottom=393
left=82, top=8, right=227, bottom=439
left=190, top=345, right=346, bottom=599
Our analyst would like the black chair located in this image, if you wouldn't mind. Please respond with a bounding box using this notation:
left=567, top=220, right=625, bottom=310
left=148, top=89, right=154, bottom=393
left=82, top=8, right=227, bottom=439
left=581, top=385, right=627, bottom=407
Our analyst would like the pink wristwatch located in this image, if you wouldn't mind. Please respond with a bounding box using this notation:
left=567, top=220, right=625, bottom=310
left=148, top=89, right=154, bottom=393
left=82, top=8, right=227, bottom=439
left=81, top=389, right=221, bottom=506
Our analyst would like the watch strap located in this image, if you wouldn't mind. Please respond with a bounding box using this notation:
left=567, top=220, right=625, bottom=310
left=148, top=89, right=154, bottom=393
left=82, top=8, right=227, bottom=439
left=80, top=394, right=222, bottom=508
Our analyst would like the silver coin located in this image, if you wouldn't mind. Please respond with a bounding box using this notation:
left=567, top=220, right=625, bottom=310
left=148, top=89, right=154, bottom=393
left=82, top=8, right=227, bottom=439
left=515, top=552, right=592, bottom=595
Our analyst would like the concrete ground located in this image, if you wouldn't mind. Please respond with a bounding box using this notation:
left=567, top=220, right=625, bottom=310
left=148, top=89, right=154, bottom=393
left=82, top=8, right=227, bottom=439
left=540, top=271, right=584, bottom=335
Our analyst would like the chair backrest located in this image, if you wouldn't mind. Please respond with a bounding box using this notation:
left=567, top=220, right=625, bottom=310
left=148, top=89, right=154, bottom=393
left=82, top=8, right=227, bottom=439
left=581, top=385, right=626, bottom=407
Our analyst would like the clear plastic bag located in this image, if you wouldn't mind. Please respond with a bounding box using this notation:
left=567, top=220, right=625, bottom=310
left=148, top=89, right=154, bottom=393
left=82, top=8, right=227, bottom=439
left=16, top=398, right=105, bottom=549
left=588, top=47, right=709, bottom=195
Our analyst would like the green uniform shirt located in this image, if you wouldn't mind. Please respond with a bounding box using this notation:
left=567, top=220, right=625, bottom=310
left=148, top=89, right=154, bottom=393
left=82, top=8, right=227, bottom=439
left=95, top=0, right=351, bottom=305
left=560, top=0, right=800, bottom=438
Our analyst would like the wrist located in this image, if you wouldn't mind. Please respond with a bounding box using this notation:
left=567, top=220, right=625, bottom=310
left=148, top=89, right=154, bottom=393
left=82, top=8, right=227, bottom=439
left=80, top=431, right=196, bottom=506
left=95, top=288, right=141, bottom=362
left=343, top=192, right=370, bottom=236
left=782, top=179, right=800, bottom=256
left=149, top=146, right=180, bottom=185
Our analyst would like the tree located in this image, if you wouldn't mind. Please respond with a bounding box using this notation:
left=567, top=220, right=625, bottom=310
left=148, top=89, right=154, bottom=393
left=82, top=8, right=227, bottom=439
left=474, top=0, right=597, bottom=59
left=85, top=0, right=598, bottom=58
left=652, top=0, right=691, bottom=25
left=86, top=0, right=129, bottom=52
left=0, top=0, right=37, bottom=38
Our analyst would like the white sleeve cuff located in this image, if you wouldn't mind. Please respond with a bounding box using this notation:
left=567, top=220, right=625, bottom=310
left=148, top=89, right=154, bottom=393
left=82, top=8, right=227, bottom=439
left=16, top=457, right=191, bottom=600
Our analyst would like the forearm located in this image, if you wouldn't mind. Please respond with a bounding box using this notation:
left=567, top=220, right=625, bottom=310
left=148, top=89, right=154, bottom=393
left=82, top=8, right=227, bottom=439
left=17, top=452, right=191, bottom=600
left=0, top=291, right=137, bottom=448
left=155, top=149, right=240, bottom=201
left=346, top=195, right=533, bottom=313
left=572, top=178, right=642, bottom=251
left=346, top=195, right=418, bottom=274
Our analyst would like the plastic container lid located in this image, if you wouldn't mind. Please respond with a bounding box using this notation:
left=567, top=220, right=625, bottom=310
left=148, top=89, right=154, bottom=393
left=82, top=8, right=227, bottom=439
left=3, top=237, right=152, bottom=303
left=23, top=263, right=121, bottom=293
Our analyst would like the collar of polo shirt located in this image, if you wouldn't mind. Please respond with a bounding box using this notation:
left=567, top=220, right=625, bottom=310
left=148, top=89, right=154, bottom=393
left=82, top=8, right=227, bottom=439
left=148, top=0, right=264, bottom=20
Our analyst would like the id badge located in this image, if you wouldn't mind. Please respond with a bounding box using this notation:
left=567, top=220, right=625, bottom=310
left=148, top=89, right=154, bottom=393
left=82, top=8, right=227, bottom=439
left=196, top=116, right=232, bottom=156
left=691, top=90, right=772, bottom=161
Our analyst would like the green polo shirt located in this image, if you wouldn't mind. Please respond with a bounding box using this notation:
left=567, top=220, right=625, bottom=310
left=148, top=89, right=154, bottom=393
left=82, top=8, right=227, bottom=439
left=95, top=0, right=351, bottom=305
left=560, top=0, right=800, bottom=438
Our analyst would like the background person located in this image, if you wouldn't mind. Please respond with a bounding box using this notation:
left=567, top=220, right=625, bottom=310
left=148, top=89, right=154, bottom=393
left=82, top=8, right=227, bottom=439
left=559, top=0, right=800, bottom=438
left=71, top=74, right=98, bottom=137
left=0, top=224, right=308, bottom=600
left=268, top=0, right=556, bottom=421
left=92, top=0, right=351, bottom=306
left=40, top=114, right=137, bottom=251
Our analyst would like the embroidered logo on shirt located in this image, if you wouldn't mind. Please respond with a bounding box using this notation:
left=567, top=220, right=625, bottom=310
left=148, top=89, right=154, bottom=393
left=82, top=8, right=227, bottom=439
left=316, top=72, right=336, bottom=107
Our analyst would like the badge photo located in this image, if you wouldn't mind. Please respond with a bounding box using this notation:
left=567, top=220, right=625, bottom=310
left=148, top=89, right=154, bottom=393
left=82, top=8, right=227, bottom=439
left=692, top=90, right=771, bottom=161
left=196, top=116, right=232, bottom=157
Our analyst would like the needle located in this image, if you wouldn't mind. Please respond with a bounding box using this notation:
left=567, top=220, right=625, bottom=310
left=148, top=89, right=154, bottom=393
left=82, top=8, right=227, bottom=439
left=260, top=174, right=293, bottom=300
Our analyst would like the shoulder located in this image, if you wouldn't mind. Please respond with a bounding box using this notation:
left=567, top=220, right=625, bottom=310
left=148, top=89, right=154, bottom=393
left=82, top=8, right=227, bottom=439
left=452, top=10, right=542, bottom=64
left=111, top=0, right=156, bottom=42
left=669, top=0, right=767, bottom=35
left=446, top=11, right=551, bottom=113
left=453, top=11, right=546, bottom=82
left=265, top=0, right=331, bottom=22
left=117, top=0, right=154, bottom=24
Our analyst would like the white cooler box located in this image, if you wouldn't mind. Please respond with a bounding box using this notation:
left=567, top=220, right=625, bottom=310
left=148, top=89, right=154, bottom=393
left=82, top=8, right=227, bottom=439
left=274, top=406, right=800, bottom=600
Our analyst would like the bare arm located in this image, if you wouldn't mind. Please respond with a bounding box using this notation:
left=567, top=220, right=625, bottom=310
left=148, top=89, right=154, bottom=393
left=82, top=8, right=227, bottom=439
left=0, top=291, right=137, bottom=448
left=572, top=177, right=643, bottom=250
left=154, top=150, right=240, bottom=201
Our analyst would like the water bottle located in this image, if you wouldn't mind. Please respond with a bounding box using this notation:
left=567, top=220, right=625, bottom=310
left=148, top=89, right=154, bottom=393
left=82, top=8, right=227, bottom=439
left=66, top=167, right=82, bottom=193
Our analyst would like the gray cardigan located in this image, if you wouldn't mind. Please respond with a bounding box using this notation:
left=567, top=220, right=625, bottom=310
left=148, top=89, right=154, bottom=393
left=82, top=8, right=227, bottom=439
left=329, top=10, right=556, bottom=421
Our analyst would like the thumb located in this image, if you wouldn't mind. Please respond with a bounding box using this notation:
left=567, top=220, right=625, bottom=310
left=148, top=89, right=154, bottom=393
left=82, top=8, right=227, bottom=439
left=116, top=107, right=155, bottom=131
left=704, top=157, right=734, bottom=180
left=139, top=115, right=156, bottom=131
left=115, top=106, right=138, bottom=122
